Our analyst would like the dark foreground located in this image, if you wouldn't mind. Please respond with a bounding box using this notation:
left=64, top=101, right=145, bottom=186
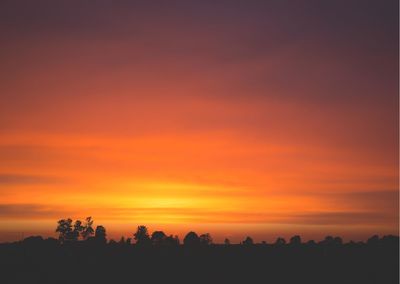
left=0, top=238, right=398, bottom=284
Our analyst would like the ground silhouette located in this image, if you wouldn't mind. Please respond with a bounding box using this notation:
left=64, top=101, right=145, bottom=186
left=0, top=218, right=398, bottom=284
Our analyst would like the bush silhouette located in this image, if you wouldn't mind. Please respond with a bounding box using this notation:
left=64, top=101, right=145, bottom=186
left=165, top=235, right=180, bottom=246
left=199, top=233, right=213, bottom=245
left=289, top=235, right=301, bottom=246
left=151, top=231, right=167, bottom=245
left=275, top=237, right=286, bottom=245
left=242, top=236, right=254, bottom=245
left=183, top=231, right=200, bottom=246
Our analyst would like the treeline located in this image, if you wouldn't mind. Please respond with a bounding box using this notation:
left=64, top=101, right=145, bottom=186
left=16, top=216, right=399, bottom=247
left=2, top=217, right=398, bottom=284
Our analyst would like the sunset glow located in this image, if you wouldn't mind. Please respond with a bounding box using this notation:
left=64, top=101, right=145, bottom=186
left=0, top=1, right=398, bottom=243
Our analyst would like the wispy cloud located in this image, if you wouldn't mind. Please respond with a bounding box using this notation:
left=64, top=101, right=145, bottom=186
left=0, top=174, right=64, bottom=185
left=0, top=204, right=70, bottom=218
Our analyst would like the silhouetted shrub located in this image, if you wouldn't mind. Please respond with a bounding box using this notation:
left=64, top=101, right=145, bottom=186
left=151, top=231, right=167, bottom=245
left=306, top=240, right=316, bottom=246
left=289, top=235, right=301, bottom=246
left=199, top=233, right=213, bottom=245
left=333, top=236, right=343, bottom=245
left=165, top=235, right=180, bottom=246
left=242, top=236, right=254, bottom=245
left=183, top=231, right=200, bottom=246
left=275, top=237, right=286, bottom=245
left=22, top=236, right=43, bottom=245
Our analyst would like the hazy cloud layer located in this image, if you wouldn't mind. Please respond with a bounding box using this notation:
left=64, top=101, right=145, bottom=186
left=1, top=189, right=397, bottom=226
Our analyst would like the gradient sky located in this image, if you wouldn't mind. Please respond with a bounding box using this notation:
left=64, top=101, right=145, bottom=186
left=0, top=0, right=398, bottom=243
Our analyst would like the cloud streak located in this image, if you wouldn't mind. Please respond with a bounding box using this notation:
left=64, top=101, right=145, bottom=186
left=0, top=174, right=64, bottom=185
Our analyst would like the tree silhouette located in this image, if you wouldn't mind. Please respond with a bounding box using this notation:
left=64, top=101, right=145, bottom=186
left=164, top=235, right=180, bottom=246
left=275, top=237, right=286, bottom=245
left=56, top=218, right=73, bottom=243
left=381, top=235, right=398, bottom=246
left=22, top=236, right=44, bottom=245
left=81, top=217, right=94, bottom=240
left=56, top=218, right=92, bottom=242
left=333, top=236, right=343, bottom=245
left=289, top=235, right=301, bottom=246
left=224, top=238, right=231, bottom=245
left=306, top=240, right=316, bottom=246
left=199, top=233, right=213, bottom=245
left=6, top=229, right=400, bottom=284
left=126, top=238, right=132, bottom=245
left=151, top=231, right=167, bottom=246
left=69, top=220, right=84, bottom=241
left=134, top=225, right=150, bottom=245
left=183, top=231, right=200, bottom=246
left=320, top=236, right=334, bottom=245
left=367, top=235, right=379, bottom=245
left=95, top=225, right=107, bottom=244
left=242, top=236, right=254, bottom=245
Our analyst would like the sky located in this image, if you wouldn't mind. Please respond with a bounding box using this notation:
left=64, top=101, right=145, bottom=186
left=0, top=0, right=398, bottom=243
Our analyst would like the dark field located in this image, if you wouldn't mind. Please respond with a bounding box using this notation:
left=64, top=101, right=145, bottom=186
left=0, top=236, right=398, bottom=284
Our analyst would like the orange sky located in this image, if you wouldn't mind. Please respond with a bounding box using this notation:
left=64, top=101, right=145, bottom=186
left=0, top=1, right=398, bottom=243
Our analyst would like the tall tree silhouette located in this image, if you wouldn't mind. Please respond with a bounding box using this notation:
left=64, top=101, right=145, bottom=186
left=71, top=220, right=84, bottom=241
left=81, top=217, right=94, bottom=240
left=56, top=219, right=73, bottom=243
left=95, top=225, right=107, bottom=244
left=134, top=225, right=150, bottom=245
